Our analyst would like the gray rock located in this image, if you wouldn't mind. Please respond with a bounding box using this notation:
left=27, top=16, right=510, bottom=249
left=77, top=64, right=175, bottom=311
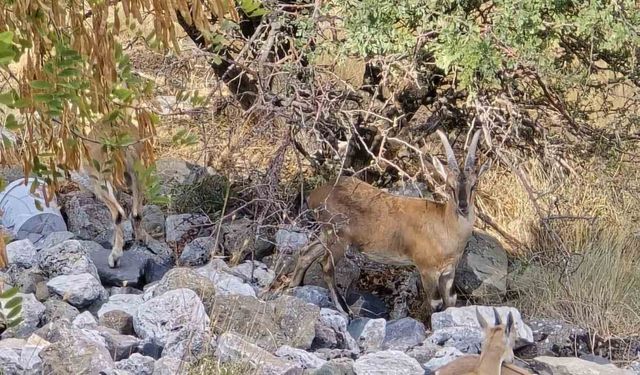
left=21, top=334, right=51, bottom=373
left=288, top=286, right=334, bottom=308
left=275, top=228, right=309, bottom=255
left=533, top=356, right=635, bottom=375
left=303, top=256, right=360, bottom=297
left=115, top=353, right=156, bottom=375
left=2, top=293, right=45, bottom=339
left=47, top=273, right=106, bottom=308
left=196, top=261, right=256, bottom=297
left=276, top=345, right=326, bottom=369
left=455, top=231, right=508, bottom=302
left=60, top=190, right=122, bottom=248
left=152, top=267, right=216, bottom=309
left=353, top=350, right=423, bottom=375
left=73, top=311, right=98, bottom=329
left=430, top=305, right=533, bottom=350
left=10, top=265, right=47, bottom=296
left=345, top=292, right=388, bottom=319
left=42, top=299, right=80, bottom=324
left=161, top=324, right=214, bottom=361
left=110, top=286, right=143, bottom=295
left=405, top=341, right=442, bottom=365
left=210, top=295, right=319, bottom=351
left=382, top=317, right=426, bottom=351
left=93, top=326, right=140, bottom=361
left=152, top=356, right=184, bottom=375
left=525, top=319, right=589, bottom=358
left=348, top=318, right=386, bottom=353
left=0, top=348, right=22, bottom=374
left=34, top=231, right=75, bottom=250
left=216, top=332, right=303, bottom=375
left=311, top=358, right=356, bottom=375
left=37, top=239, right=100, bottom=280
left=165, top=214, right=212, bottom=249
left=219, top=218, right=272, bottom=261
left=314, top=308, right=358, bottom=351
left=98, top=293, right=144, bottom=318
left=231, top=260, right=275, bottom=288
left=85, top=240, right=147, bottom=288
left=178, top=237, right=214, bottom=266
left=6, top=239, right=37, bottom=268
left=128, top=239, right=174, bottom=285
left=100, top=310, right=135, bottom=335
left=422, top=346, right=465, bottom=372
left=142, top=205, right=165, bottom=240
left=39, top=326, right=114, bottom=374
left=133, top=288, right=210, bottom=348
left=154, top=158, right=210, bottom=195
left=427, top=324, right=484, bottom=354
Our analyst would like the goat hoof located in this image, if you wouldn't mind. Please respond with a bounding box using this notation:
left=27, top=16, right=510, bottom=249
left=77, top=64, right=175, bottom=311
left=108, top=255, right=120, bottom=268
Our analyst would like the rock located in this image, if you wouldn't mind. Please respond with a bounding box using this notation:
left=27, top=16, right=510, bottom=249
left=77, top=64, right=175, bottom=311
left=42, top=300, right=80, bottom=324
left=275, top=228, right=309, bottom=255
left=152, top=267, right=216, bottom=309
left=276, top=345, right=326, bottom=369
left=73, top=311, right=98, bottom=329
left=231, top=260, right=275, bottom=288
left=422, top=346, right=465, bottom=372
left=2, top=293, right=45, bottom=339
left=455, top=231, right=508, bottom=302
left=142, top=205, right=165, bottom=240
left=353, top=350, right=423, bottom=375
left=10, top=265, right=47, bottom=296
left=430, top=305, right=533, bottom=350
left=115, top=353, right=156, bottom=375
left=100, top=310, right=135, bottom=335
left=304, top=256, right=360, bottom=298
left=427, top=325, right=484, bottom=354
left=110, top=286, right=143, bottom=295
left=580, top=353, right=612, bottom=365
left=140, top=341, right=164, bottom=360
left=523, top=319, right=589, bottom=358
left=152, top=356, right=184, bottom=375
left=60, top=190, right=125, bottom=248
left=34, top=231, right=75, bottom=250
left=216, top=332, right=303, bottom=375
left=85, top=241, right=147, bottom=288
left=219, top=218, right=272, bottom=262
left=47, top=273, right=106, bottom=308
left=6, top=239, right=37, bottom=268
left=288, top=286, right=334, bottom=308
left=39, top=325, right=114, bottom=374
left=133, top=288, right=210, bottom=348
left=128, top=239, right=174, bottom=284
left=37, top=240, right=100, bottom=280
left=98, top=293, right=144, bottom=318
left=405, top=341, right=442, bottom=365
left=346, top=292, right=388, bottom=319
left=0, top=348, right=23, bottom=374
left=21, top=334, right=51, bottom=373
left=93, top=326, right=140, bottom=361
left=161, top=326, right=213, bottom=361
left=314, top=308, right=358, bottom=351
left=382, top=317, right=427, bottom=351
left=154, top=158, right=210, bottom=195
left=348, top=318, right=386, bottom=353
left=178, top=237, right=214, bottom=266
left=165, top=213, right=213, bottom=250
left=196, top=261, right=256, bottom=297
left=533, top=356, right=635, bottom=375
left=311, top=358, right=356, bottom=375
left=210, top=295, right=319, bottom=351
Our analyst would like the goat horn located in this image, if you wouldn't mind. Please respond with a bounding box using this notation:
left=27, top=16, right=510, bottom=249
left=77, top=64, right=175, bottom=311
left=464, top=129, right=482, bottom=171
left=493, top=307, right=502, bottom=326
left=436, top=130, right=459, bottom=172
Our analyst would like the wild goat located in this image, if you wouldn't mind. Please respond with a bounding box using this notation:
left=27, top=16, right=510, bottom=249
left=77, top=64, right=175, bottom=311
left=71, top=125, right=151, bottom=268
left=268, top=129, right=488, bottom=315
left=435, top=307, right=531, bottom=375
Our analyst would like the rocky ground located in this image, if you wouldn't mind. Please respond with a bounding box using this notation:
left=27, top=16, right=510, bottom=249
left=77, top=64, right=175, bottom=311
left=0, top=160, right=638, bottom=375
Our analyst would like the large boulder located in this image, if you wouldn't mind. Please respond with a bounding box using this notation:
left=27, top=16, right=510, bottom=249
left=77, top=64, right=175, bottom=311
left=98, top=293, right=143, bottom=318
left=455, top=231, right=508, bottom=303
left=532, top=356, right=635, bottom=375
left=165, top=213, right=213, bottom=250
left=348, top=318, right=386, bottom=353
left=133, top=288, right=210, bottom=348
left=275, top=345, right=326, bottom=370
left=428, top=305, right=533, bottom=353
left=219, top=217, right=272, bottom=262
left=84, top=240, right=148, bottom=288
left=288, top=286, right=334, bottom=309
left=37, top=240, right=100, bottom=280
left=42, top=300, right=80, bottom=325
left=353, top=350, right=423, bottom=375
left=46, top=273, right=106, bottom=308
left=381, top=317, right=426, bottom=351
left=38, top=325, right=114, bottom=374
left=115, top=353, right=156, bottom=375
left=93, top=326, right=141, bottom=361
left=141, top=205, right=165, bottom=240
left=178, top=237, right=215, bottom=266
left=195, top=260, right=256, bottom=297
left=230, top=260, right=275, bottom=289
left=152, top=267, right=216, bottom=309
left=100, top=310, right=135, bottom=335
left=6, top=239, right=37, bottom=268
left=216, top=332, right=303, bottom=375
left=313, top=308, right=358, bottom=352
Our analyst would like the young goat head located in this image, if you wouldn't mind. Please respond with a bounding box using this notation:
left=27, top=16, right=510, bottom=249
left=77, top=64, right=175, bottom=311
left=266, top=129, right=489, bottom=317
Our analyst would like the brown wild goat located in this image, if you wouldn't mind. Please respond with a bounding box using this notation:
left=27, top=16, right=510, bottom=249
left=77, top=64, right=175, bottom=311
left=269, top=129, right=488, bottom=315
left=71, top=123, right=152, bottom=268
left=435, top=307, right=531, bottom=375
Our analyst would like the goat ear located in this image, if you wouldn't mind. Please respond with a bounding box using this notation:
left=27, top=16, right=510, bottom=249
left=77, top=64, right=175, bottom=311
left=432, top=155, right=448, bottom=181
left=506, top=311, right=515, bottom=335
left=476, top=307, right=489, bottom=329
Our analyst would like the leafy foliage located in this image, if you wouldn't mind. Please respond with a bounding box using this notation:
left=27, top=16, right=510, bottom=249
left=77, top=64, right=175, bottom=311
left=0, top=286, right=23, bottom=334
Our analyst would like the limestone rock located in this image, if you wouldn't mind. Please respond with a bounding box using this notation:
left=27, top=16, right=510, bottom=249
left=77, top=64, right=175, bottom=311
left=46, top=273, right=106, bottom=308
left=353, top=350, right=423, bottom=375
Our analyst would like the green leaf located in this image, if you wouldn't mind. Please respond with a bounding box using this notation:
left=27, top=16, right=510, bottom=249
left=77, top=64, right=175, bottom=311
left=0, top=91, right=15, bottom=106
left=0, top=47, right=16, bottom=65
left=0, top=31, right=13, bottom=45
left=5, top=114, right=21, bottom=130
left=7, top=317, right=23, bottom=328
left=0, top=286, right=19, bottom=299
left=34, top=199, right=43, bottom=212
left=4, top=296, right=21, bottom=309
left=7, top=305, right=22, bottom=320
left=59, top=68, right=80, bottom=78
left=33, top=93, right=54, bottom=102
left=29, top=80, right=54, bottom=90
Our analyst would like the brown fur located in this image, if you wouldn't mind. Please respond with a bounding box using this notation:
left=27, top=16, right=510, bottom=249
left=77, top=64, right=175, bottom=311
left=268, top=130, right=488, bottom=315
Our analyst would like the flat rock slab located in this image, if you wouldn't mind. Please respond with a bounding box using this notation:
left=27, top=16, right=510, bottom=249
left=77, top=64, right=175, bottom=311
left=533, top=356, right=635, bottom=375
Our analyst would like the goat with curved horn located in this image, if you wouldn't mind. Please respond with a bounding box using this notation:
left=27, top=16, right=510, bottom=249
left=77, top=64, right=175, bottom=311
left=265, top=128, right=491, bottom=316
